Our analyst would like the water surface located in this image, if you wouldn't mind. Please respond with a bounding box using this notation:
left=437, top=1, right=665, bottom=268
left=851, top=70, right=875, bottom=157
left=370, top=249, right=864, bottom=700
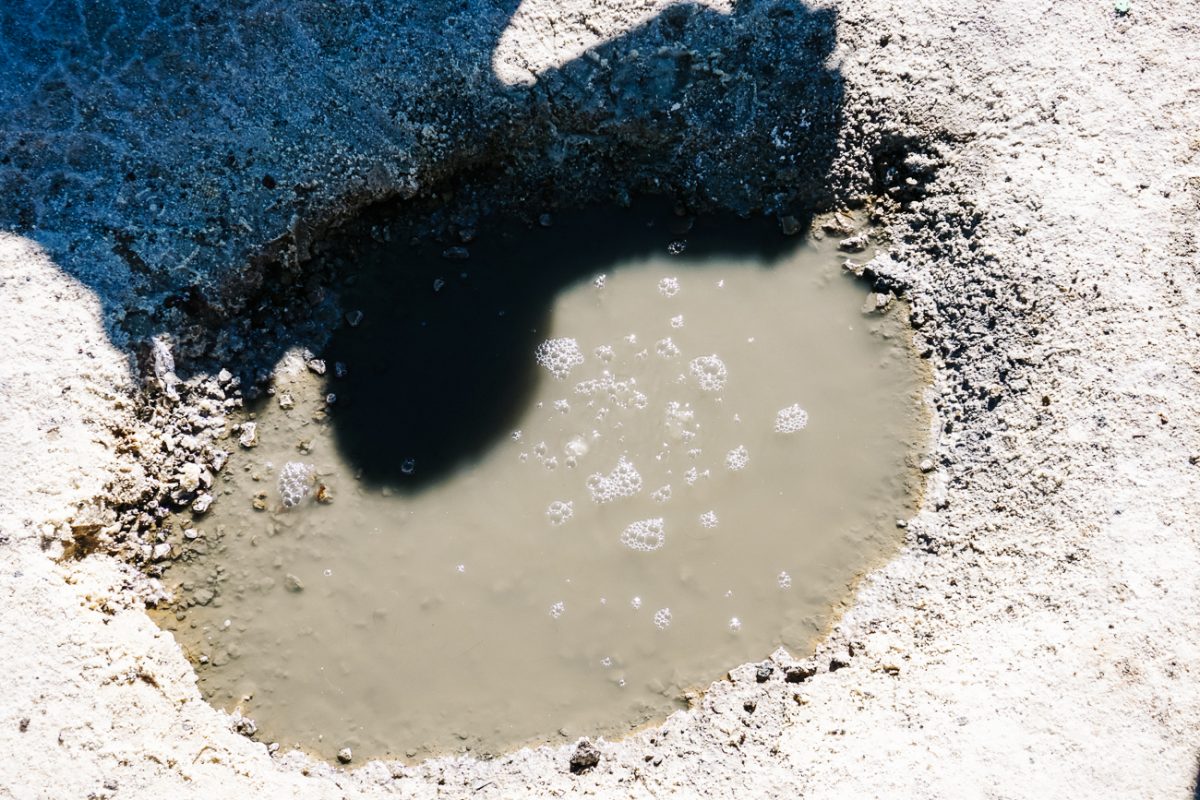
left=155, top=206, right=927, bottom=761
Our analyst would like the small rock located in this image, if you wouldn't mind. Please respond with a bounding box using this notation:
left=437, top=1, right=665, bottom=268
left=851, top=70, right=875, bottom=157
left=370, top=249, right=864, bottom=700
left=829, top=656, right=850, bottom=672
left=178, top=463, right=203, bottom=492
left=316, top=484, right=333, bottom=504
left=231, top=712, right=257, bottom=737
left=307, top=359, right=326, bottom=376
left=152, top=542, right=172, bottom=561
left=919, top=459, right=934, bottom=473
left=335, top=362, right=348, bottom=378
left=838, top=233, right=869, bottom=253
left=442, top=246, right=470, bottom=260
left=252, top=492, right=268, bottom=511
left=217, top=369, right=233, bottom=385
left=785, top=664, right=816, bottom=683
left=238, top=422, right=258, bottom=449
left=345, top=310, right=364, bottom=327
left=192, top=493, right=213, bottom=514
left=569, top=739, right=601, bottom=774
left=284, top=574, right=304, bottom=593
left=277, top=392, right=294, bottom=410
left=755, top=662, right=775, bottom=683
left=337, top=747, right=353, bottom=764
left=779, top=215, right=801, bottom=236
left=184, top=528, right=199, bottom=540
left=822, top=213, right=855, bottom=236
left=18, top=717, right=29, bottom=732
left=193, top=588, right=215, bottom=606
left=539, top=213, right=553, bottom=227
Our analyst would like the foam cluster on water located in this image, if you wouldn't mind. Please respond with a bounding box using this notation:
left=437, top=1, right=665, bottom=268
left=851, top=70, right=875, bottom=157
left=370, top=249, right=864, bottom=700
left=774, top=403, right=809, bottom=433
left=536, top=337, right=585, bottom=380
left=586, top=456, right=643, bottom=503
left=699, top=510, right=719, bottom=528
left=655, top=337, right=680, bottom=359
left=574, top=371, right=648, bottom=410
left=689, top=355, right=728, bottom=392
left=657, top=277, right=680, bottom=297
left=653, top=608, right=673, bottom=629
left=620, top=518, right=665, bottom=552
left=724, top=445, right=749, bottom=471
left=277, top=461, right=314, bottom=508
left=546, top=500, right=574, bottom=526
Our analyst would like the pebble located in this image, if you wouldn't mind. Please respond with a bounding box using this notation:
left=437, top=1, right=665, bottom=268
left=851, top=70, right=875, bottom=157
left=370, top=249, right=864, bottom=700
left=755, top=662, right=774, bottom=683
left=838, top=233, right=870, bottom=253
left=345, top=310, right=364, bottom=327
left=238, top=422, right=258, bottom=448
left=337, top=747, right=352, bottom=764
left=284, top=574, right=304, bottom=592
left=442, top=246, right=470, bottom=260
left=784, top=664, right=816, bottom=683
left=192, top=493, right=213, bottom=514
left=569, top=739, right=601, bottom=774
left=307, top=359, right=326, bottom=375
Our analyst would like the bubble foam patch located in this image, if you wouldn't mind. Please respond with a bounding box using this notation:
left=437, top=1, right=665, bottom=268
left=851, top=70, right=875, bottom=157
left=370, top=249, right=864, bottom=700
left=775, top=403, right=809, bottom=433
left=689, top=355, right=728, bottom=392
left=586, top=456, right=644, bottom=503
left=535, top=337, right=585, bottom=380
left=620, top=518, right=666, bottom=552
left=278, top=462, right=314, bottom=508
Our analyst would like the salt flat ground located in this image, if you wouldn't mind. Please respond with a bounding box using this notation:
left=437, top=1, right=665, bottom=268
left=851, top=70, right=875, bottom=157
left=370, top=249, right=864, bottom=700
left=1, top=0, right=1198, bottom=797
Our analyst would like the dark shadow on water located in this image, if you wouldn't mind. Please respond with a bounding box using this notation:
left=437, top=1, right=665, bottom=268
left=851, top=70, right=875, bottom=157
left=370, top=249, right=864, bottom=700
left=315, top=201, right=807, bottom=490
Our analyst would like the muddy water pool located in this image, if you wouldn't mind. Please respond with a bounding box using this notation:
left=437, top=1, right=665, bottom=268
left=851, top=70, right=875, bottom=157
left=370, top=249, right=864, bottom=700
left=154, top=206, right=928, bottom=761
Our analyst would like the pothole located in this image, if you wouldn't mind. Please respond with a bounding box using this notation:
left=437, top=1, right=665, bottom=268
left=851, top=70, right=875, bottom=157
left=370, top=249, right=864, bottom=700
left=149, top=202, right=928, bottom=762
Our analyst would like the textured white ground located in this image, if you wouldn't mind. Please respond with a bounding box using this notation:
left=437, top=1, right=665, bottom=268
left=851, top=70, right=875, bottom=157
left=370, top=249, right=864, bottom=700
left=2, top=1, right=1200, bottom=798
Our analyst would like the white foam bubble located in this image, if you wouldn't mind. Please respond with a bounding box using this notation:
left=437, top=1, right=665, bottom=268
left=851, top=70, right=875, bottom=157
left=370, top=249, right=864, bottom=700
left=655, top=337, right=681, bottom=359
left=564, top=436, right=589, bottom=458
left=586, top=456, right=643, bottom=503
left=631, top=596, right=643, bottom=610
left=653, top=608, right=673, bottom=629
left=728, top=617, right=742, bottom=632
left=777, top=571, right=792, bottom=590
left=664, top=401, right=698, bottom=441
left=651, top=485, right=673, bottom=503
left=700, top=510, right=719, bottom=528
left=620, top=518, right=665, bottom=552
left=593, top=274, right=607, bottom=289
left=775, top=403, right=809, bottom=433
left=535, top=337, right=585, bottom=380
left=725, top=445, right=749, bottom=471
left=658, top=276, right=680, bottom=297
left=549, top=601, right=565, bottom=619
left=594, top=344, right=615, bottom=362
left=546, top=500, right=574, bottom=526
left=689, top=355, right=728, bottom=392
left=277, top=461, right=314, bottom=508
left=554, top=399, right=570, bottom=413
left=670, top=314, right=685, bottom=328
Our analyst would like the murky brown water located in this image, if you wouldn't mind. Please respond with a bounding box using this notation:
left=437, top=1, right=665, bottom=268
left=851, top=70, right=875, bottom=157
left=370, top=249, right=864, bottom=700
left=154, top=206, right=927, bottom=762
